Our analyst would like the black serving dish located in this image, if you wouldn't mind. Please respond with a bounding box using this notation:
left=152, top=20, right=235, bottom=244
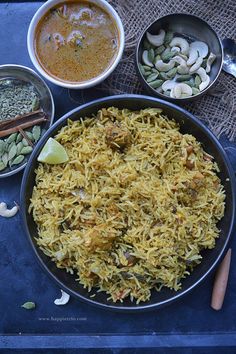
left=135, top=14, right=223, bottom=103
left=20, top=94, right=236, bottom=312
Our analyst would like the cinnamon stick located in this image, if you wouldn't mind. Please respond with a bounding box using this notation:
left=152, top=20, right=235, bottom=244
left=0, top=117, right=47, bottom=138
left=0, top=110, right=44, bottom=130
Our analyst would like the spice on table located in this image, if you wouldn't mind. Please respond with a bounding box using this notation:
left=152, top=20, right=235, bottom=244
left=54, top=290, right=70, bottom=305
left=0, top=202, right=19, bottom=217
left=21, top=301, right=36, bottom=310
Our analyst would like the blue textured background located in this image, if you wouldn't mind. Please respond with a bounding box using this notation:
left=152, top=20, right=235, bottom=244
left=0, top=2, right=236, bottom=352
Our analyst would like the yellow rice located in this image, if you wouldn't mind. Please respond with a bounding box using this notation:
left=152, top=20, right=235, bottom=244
left=29, top=107, right=225, bottom=303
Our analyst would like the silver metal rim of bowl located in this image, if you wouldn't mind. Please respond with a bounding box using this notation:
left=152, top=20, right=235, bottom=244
left=27, top=0, right=125, bottom=89
left=135, top=13, right=224, bottom=101
left=0, top=64, right=55, bottom=178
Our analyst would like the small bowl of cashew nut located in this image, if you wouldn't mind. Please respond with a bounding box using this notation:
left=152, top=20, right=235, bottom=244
left=135, top=14, right=223, bottom=102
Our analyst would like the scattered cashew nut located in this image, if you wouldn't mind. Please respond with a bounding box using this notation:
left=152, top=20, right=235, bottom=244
left=170, top=37, right=190, bottom=55
left=206, top=52, right=216, bottom=73
left=142, top=50, right=153, bottom=67
left=54, top=290, right=70, bottom=305
left=0, top=202, right=19, bottom=218
left=170, top=83, right=192, bottom=98
left=190, top=41, right=208, bottom=58
left=189, top=56, right=203, bottom=73
left=146, top=29, right=165, bottom=47
left=155, top=59, right=175, bottom=72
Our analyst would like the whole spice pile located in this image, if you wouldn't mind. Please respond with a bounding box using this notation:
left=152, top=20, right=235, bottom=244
left=0, top=79, right=47, bottom=172
left=0, top=79, right=40, bottom=119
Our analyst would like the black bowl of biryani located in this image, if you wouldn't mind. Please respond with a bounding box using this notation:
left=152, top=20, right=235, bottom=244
left=20, top=94, right=236, bottom=311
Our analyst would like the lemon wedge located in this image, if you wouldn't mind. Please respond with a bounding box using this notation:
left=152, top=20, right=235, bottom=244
left=37, top=137, right=69, bottom=164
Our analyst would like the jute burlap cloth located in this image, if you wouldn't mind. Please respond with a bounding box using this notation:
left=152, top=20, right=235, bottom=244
left=101, top=0, right=236, bottom=141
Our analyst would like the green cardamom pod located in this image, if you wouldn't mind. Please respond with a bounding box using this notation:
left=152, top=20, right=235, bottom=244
left=8, top=143, right=17, bottom=161
left=138, top=64, right=146, bottom=76
left=192, top=87, right=200, bottom=95
left=11, top=155, right=24, bottom=166
left=146, top=73, right=158, bottom=82
left=149, top=79, right=163, bottom=89
left=195, top=75, right=202, bottom=88
left=0, top=140, right=5, bottom=155
left=166, top=67, right=177, bottom=79
left=161, top=51, right=176, bottom=62
left=176, top=75, right=192, bottom=82
left=142, top=65, right=152, bottom=71
left=154, top=45, right=165, bottom=55
left=21, top=301, right=36, bottom=310
left=31, top=97, right=40, bottom=111
left=2, top=153, right=8, bottom=166
left=21, top=146, right=33, bottom=155
left=158, top=72, right=169, bottom=81
left=16, top=133, right=23, bottom=144
left=16, top=142, right=24, bottom=155
left=25, top=131, right=34, bottom=141
left=32, top=126, right=41, bottom=142
left=182, top=80, right=195, bottom=87
left=164, top=31, right=174, bottom=44
left=22, top=138, right=29, bottom=147
left=148, top=48, right=155, bottom=63
left=0, top=161, right=6, bottom=171
left=143, top=71, right=152, bottom=77
left=6, top=133, right=17, bottom=145
left=151, top=68, right=159, bottom=74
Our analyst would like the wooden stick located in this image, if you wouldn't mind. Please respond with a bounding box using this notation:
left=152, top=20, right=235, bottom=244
left=211, top=248, right=232, bottom=311
left=0, top=117, right=47, bottom=138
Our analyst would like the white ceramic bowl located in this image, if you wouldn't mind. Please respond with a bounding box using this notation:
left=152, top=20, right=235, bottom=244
left=27, top=0, right=125, bottom=89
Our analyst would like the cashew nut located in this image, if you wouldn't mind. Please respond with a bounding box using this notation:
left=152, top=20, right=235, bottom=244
left=155, top=59, right=175, bottom=72
left=0, top=202, right=19, bottom=218
left=146, top=29, right=165, bottom=47
left=172, top=56, right=189, bottom=74
left=189, top=56, right=203, bottom=73
left=171, top=46, right=181, bottom=53
left=162, top=47, right=171, bottom=56
left=170, top=37, right=190, bottom=55
left=196, top=67, right=208, bottom=82
left=162, top=79, right=177, bottom=91
left=190, top=41, right=208, bottom=58
left=187, top=48, right=199, bottom=66
left=199, top=75, right=210, bottom=91
left=170, top=83, right=192, bottom=98
left=142, top=50, right=153, bottom=67
left=54, top=290, right=70, bottom=305
left=206, top=52, right=216, bottom=73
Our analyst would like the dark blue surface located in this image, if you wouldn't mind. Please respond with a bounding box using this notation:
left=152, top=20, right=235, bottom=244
left=0, top=2, right=236, bottom=351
